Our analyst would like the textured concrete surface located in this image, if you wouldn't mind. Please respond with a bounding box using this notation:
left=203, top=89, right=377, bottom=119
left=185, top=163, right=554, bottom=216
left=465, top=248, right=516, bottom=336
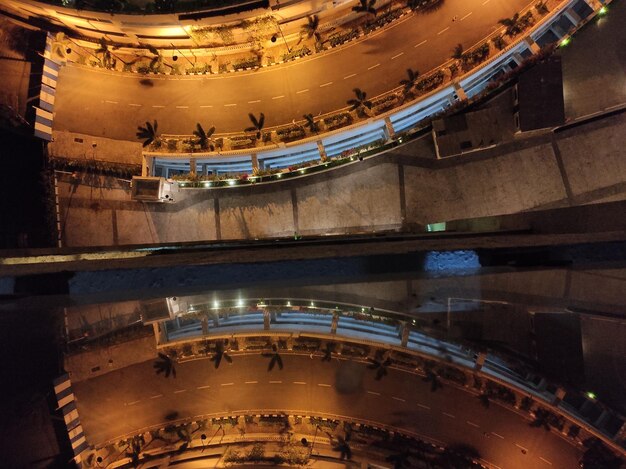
left=220, top=189, right=294, bottom=239
left=57, top=112, right=626, bottom=247
left=48, top=131, right=143, bottom=166
left=560, top=0, right=626, bottom=119
left=404, top=143, right=567, bottom=224
left=557, top=116, right=626, bottom=202
left=296, top=163, right=402, bottom=234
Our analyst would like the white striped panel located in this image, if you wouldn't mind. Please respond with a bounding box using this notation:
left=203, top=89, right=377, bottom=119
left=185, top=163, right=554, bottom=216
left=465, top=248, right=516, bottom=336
left=43, top=64, right=58, bottom=78
left=71, top=434, right=86, bottom=449
left=64, top=409, right=79, bottom=425
left=40, top=90, right=55, bottom=105
left=57, top=393, right=75, bottom=408
left=42, top=75, right=56, bottom=88
left=34, top=121, right=53, bottom=135
left=54, top=379, right=71, bottom=395
left=36, top=107, right=54, bottom=121
left=68, top=424, right=83, bottom=439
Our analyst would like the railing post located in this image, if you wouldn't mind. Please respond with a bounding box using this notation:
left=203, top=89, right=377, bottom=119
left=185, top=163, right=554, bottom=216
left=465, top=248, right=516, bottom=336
left=316, top=140, right=327, bottom=161
left=189, top=157, right=197, bottom=176
left=331, top=312, right=338, bottom=334
left=251, top=153, right=259, bottom=170
left=383, top=117, right=396, bottom=141
left=474, top=352, right=487, bottom=371
left=399, top=321, right=409, bottom=347
left=263, top=310, right=270, bottom=330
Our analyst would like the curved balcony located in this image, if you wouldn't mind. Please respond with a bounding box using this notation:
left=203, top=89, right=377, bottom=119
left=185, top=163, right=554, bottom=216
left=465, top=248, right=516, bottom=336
left=138, top=0, right=601, bottom=179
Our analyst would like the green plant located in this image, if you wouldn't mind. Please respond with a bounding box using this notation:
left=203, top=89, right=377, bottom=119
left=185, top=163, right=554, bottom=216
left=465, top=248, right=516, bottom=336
left=452, top=43, right=464, bottom=60
left=362, top=8, right=402, bottom=34
left=248, top=443, right=264, bottom=461
left=328, top=30, right=360, bottom=47
left=499, top=12, right=535, bottom=37
left=233, top=56, right=260, bottom=71
left=492, top=35, right=506, bottom=50
left=347, top=88, right=373, bottom=116
left=215, top=24, right=235, bottom=44
left=303, top=113, right=319, bottom=133
left=535, top=1, right=548, bottom=14
left=281, top=45, right=311, bottom=62
left=193, top=123, right=216, bottom=150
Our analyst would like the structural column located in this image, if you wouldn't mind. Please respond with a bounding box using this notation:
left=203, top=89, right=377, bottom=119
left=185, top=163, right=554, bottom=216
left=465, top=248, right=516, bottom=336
left=142, top=155, right=154, bottom=177
left=524, top=36, right=541, bottom=53
left=452, top=81, right=467, bottom=101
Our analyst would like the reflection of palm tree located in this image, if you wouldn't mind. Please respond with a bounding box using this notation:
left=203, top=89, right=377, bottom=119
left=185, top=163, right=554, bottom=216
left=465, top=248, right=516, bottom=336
left=478, top=392, right=490, bottom=408
left=352, top=0, right=377, bottom=16
left=136, top=120, right=159, bottom=147
left=263, top=344, right=283, bottom=371
left=154, top=352, right=176, bottom=378
left=439, top=444, right=482, bottom=468
left=245, top=112, right=265, bottom=140
left=330, top=433, right=352, bottom=460
left=530, top=408, right=551, bottom=430
left=51, top=32, right=71, bottom=59
left=96, top=38, right=115, bottom=69
left=210, top=341, right=233, bottom=369
left=423, top=369, right=442, bottom=391
left=321, top=342, right=336, bottom=362
left=347, top=88, right=373, bottom=116
left=193, top=123, right=216, bottom=150
left=386, top=450, right=412, bottom=469
left=300, top=15, right=321, bottom=44
left=126, top=435, right=145, bottom=466
left=367, top=355, right=392, bottom=380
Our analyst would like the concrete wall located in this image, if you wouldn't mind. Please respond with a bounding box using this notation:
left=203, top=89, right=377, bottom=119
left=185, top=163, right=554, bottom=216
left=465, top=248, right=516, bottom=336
left=49, top=130, right=142, bottom=167
left=57, top=112, right=626, bottom=248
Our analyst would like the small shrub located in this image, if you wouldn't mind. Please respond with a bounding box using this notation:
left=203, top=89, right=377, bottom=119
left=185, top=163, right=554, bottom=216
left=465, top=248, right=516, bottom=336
left=492, top=35, right=506, bottom=51
left=233, top=56, right=260, bottom=71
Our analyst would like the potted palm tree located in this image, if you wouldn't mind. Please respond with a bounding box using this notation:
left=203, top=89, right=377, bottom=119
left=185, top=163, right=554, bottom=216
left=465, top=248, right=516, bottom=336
left=302, top=114, right=320, bottom=133
left=136, top=120, right=161, bottom=148
left=193, top=123, right=216, bottom=151
left=347, top=88, right=373, bottom=118
left=399, top=68, right=419, bottom=100
left=245, top=112, right=266, bottom=145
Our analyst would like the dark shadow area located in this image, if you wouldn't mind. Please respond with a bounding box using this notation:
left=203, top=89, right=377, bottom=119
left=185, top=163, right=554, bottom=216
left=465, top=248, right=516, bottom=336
left=0, top=128, right=52, bottom=249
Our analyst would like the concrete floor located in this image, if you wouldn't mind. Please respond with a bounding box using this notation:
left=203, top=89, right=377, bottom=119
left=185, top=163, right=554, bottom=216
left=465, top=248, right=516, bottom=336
left=560, top=0, right=626, bottom=119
